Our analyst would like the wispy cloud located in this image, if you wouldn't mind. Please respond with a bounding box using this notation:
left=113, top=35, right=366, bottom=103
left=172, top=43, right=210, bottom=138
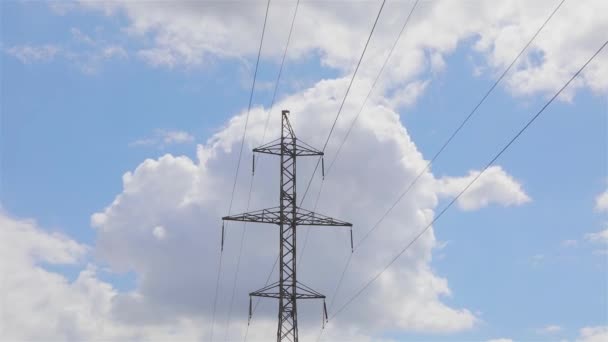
left=584, top=228, right=608, bottom=256
left=5, top=45, right=60, bottom=64
left=561, top=239, right=578, bottom=248
left=4, top=27, right=127, bottom=74
left=531, top=254, right=545, bottom=266
left=537, top=324, right=562, bottom=334
left=130, top=129, right=195, bottom=148
left=595, top=189, right=608, bottom=213
left=585, top=229, right=608, bottom=244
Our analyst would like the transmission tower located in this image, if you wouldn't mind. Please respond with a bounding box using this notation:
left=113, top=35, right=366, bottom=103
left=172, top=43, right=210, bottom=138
left=222, top=110, right=352, bottom=342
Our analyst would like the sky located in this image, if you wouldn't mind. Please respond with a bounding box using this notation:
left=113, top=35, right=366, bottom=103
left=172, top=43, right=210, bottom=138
left=1, top=0, right=607, bottom=341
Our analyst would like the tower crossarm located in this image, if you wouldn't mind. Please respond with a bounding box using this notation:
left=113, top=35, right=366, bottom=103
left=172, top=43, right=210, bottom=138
left=250, top=281, right=325, bottom=300
left=295, top=207, right=352, bottom=227
left=253, top=138, right=324, bottom=157
left=222, top=206, right=282, bottom=225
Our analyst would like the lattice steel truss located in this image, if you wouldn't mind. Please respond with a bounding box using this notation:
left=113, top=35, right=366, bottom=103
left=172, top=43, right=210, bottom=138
left=222, top=110, right=352, bottom=342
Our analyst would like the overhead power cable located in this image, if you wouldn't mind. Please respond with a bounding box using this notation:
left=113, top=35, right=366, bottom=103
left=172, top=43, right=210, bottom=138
left=299, top=0, right=421, bottom=270
left=327, top=38, right=608, bottom=335
left=324, top=0, right=568, bottom=320
left=239, top=1, right=302, bottom=341
left=210, top=1, right=271, bottom=341
left=246, top=1, right=388, bottom=333
left=300, top=0, right=387, bottom=203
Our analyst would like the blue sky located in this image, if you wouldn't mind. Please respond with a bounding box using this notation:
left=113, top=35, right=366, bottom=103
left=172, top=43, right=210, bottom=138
left=1, top=1, right=607, bottom=341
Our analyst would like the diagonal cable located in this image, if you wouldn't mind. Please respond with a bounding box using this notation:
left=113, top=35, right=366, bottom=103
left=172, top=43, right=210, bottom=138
left=299, top=0, right=387, bottom=204
left=327, top=39, right=608, bottom=327
left=299, top=0, right=421, bottom=271
left=234, top=1, right=301, bottom=340
left=246, top=0, right=388, bottom=334
left=210, top=0, right=271, bottom=340
left=324, top=0, right=568, bottom=320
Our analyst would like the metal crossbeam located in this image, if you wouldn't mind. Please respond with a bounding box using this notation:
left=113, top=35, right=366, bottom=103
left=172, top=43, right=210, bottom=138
left=222, top=207, right=352, bottom=227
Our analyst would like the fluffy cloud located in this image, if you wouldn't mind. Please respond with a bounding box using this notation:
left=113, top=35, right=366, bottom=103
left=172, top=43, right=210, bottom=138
left=0, top=211, right=298, bottom=341
left=83, top=76, right=541, bottom=339
left=0, top=211, right=111, bottom=340
left=12, top=0, right=605, bottom=339
left=595, top=189, right=608, bottom=212
left=437, top=166, right=531, bottom=211
left=74, top=0, right=607, bottom=98
left=578, top=326, right=608, bottom=342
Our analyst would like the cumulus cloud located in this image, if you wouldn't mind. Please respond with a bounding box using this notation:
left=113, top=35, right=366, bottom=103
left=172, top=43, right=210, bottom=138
left=9, top=0, right=603, bottom=339
left=0, top=211, right=113, bottom=340
left=74, top=0, right=607, bottom=98
left=0, top=211, right=312, bottom=341
left=80, top=75, right=544, bottom=339
left=437, top=166, right=531, bottom=211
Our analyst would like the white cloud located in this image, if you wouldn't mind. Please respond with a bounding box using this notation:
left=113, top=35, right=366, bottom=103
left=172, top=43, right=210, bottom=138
left=595, top=189, right=608, bottom=213
left=437, top=166, right=531, bottom=211
left=0, top=211, right=112, bottom=341
left=74, top=0, right=607, bottom=98
left=5, top=27, right=128, bottom=74
left=5, top=45, right=60, bottom=63
left=82, top=76, right=541, bottom=339
left=10, top=0, right=602, bottom=338
left=0, top=211, right=290, bottom=341
left=538, top=324, right=563, bottom=334
left=130, top=129, right=195, bottom=148
left=577, top=326, right=608, bottom=342
left=561, top=239, right=578, bottom=247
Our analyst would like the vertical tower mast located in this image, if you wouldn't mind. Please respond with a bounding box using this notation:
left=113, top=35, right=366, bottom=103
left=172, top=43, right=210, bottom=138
left=222, top=110, right=352, bottom=341
left=278, top=109, right=299, bottom=340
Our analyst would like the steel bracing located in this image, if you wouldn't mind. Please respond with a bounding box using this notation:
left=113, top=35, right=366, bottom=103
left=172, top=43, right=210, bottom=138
left=222, top=110, right=352, bottom=342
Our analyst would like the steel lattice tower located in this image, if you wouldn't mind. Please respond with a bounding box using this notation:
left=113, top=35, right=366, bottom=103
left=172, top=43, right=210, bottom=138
left=222, top=110, right=352, bottom=342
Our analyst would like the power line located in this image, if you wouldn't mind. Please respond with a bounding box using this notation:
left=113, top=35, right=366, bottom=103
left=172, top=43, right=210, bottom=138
left=210, top=1, right=271, bottom=340
left=326, top=0, right=421, bottom=174
left=222, top=110, right=352, bottom=341
left=234, top=1, right=302, bottom=340
left=323, top=0, right=568, bottom=319
left=328, top=38, right=608, bottom=329
left=299, top=0, right=421, bottom=272
left=299, top=0, right=387, bottom=204
left=244, top=256, right=278, bottom=341
left=261, top=0, right=301, bottom=147
left=245, top=0, right=386, bottom=341
left=245, top=0, right=389, bottom=335
left=222, top=177, right=254, bottom=342
left=225, top=0, right=302, bottom=337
